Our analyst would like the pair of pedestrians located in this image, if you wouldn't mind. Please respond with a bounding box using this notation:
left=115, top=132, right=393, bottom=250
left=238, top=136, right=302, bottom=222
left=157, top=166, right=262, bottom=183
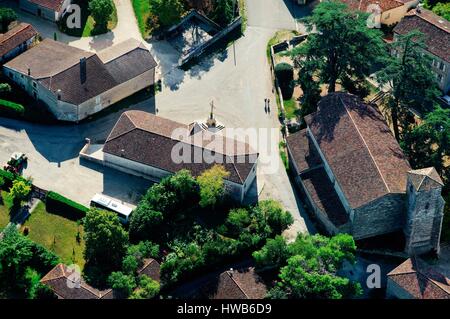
left=264, top=98, right=271, bottom=114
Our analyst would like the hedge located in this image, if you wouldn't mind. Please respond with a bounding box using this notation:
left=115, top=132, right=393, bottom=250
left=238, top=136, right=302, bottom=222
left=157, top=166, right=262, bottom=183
left=0, top=168, right=29, bottom=189
left=0, top=99, right=25, bottom=115
left=46, top=191, right=89, bottom=221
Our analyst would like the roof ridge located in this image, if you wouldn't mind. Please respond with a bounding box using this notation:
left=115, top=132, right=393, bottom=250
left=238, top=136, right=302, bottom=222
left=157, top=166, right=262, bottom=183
left=227, top=271, right=249, bottom=299
left=0, top=23, right=30, bottom=42
left=105, top=112, right=138, bottom=143
left=415, top=9, right=450, bottom=34
left=339, top=96, right=391, bottom=193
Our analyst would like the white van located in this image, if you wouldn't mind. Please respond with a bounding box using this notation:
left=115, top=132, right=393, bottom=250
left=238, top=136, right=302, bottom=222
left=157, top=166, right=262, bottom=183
left=90, top=194, right=133, bottom=224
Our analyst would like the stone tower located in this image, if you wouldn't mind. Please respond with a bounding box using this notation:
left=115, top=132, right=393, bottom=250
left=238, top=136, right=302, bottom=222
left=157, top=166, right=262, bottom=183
left=404, top=167, right=445, bottom=256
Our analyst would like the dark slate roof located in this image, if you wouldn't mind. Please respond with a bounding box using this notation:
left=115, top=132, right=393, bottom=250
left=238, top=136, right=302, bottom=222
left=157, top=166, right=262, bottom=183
left=0, top=23, right=38, bottom=57
left=40, top=264, right=115, bottom=299
left=137, top=258, right=161, bottom=283
left=301, top=167, right=349, bottom=226
left=100, top=40, right=158, bottom=83
left=30, top=0, right=66, bottom=11
left=103, top=111, right=258, bottom=185
left=39, top=55, right=118, bottom=105
left=4, top=39, right=93, bottom=78
left=4, top=39, right=157, bottom=105
left=394, top=8, right=450, bottom=63
left=388, top=258, right=450, bottom=299
left=304, top=93, right=411, bottom=209
left=198, top=267, right=268, bottom=299
left=286, top=128, right=322, bottom=174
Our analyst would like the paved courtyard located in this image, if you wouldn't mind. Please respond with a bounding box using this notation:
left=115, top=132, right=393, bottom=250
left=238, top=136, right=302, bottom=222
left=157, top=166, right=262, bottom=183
left=0, top=0, right=316, bottom=235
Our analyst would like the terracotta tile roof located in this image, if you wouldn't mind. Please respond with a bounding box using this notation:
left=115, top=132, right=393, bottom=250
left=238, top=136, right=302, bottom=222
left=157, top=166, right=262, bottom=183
left=388, top=258, right=450, bottom=299
left=304, top=93, right=411, bottom=209
left=394, top=8, right=450, bottom=63
left=0, top=23, right=38, bottom=58
left=200, top=267, right=268, bottom=299
left=41, top=264, right=114, bottom=299
left=301, top=167, right=349, bottom=226
left=339, top=0, right=406, bottom=12
left=103, top=111, right=258, bottom=185
left=286, top=129, right=322, bottom=174
left=137, top=258, right=161, bottom=283
left=4, top=38, right=157, bottom=105
left=29, top=0, right=66, bottom=12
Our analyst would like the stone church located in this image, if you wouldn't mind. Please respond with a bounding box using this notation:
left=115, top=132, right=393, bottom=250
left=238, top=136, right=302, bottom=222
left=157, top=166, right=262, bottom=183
left=286, top=93, right=445, bottom=256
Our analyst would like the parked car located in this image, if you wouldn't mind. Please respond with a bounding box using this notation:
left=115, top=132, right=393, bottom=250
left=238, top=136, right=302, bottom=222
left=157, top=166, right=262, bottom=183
left=438, top=95, right=450, bottom=108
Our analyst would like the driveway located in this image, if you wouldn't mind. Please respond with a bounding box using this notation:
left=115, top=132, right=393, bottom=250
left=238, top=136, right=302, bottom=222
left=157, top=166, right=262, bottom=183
left=2, top=0, right=143, bottom=52
left=0, top=0, right=316, bottom=235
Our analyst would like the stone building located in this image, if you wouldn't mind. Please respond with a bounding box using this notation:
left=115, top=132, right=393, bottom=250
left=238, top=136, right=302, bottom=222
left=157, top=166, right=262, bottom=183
left=286, top=93, right=445, bottom=256
left=393, top=8, right=450, bottom=94
left=3, top=38, right=157, bottom=121
left=19, top=0, right=72, bottom=22
left=82, top=111, right=259, bottom=203
left=337, top=0, right=419, bottom=26
left=0, top=23, right=38, bottom=64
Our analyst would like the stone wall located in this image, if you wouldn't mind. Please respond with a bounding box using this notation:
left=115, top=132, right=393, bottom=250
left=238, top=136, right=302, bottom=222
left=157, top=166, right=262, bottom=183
left=404, top=184, right=445, bottom=255
left=352, top=193, right=406, bottom=240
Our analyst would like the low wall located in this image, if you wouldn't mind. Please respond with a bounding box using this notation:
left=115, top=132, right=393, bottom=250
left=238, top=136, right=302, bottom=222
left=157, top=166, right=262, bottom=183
left=179, top=17, right=242, bottom=66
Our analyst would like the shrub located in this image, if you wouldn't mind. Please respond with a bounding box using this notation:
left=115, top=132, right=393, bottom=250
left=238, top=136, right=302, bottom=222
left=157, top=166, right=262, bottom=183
left=46, top=191, right=89, bottom=221
left=275, top=63, right=294, bottom=99
left=0, top=99, right=25, bottom=115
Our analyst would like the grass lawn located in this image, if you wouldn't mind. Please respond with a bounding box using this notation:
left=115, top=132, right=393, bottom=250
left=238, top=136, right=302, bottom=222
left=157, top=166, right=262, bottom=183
left=284, top=98, right=300, bottom=119
left=21, top=202, right=86, bottom=269
left=0, top=191, right=12, bottom=230
left=132, top=0, right=151, bottom=38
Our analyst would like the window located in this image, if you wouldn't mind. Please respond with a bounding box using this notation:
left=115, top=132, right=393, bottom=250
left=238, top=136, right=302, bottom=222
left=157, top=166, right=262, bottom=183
left=439, top=61, right=445, bottom=71
left=32, top=82, right=37, bottom=88
left=437, top=74, right=443, bottom=83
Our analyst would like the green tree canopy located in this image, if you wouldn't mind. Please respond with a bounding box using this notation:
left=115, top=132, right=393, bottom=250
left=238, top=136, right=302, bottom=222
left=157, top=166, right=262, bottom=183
left=291, top=1, right=387, bottom=93
left=88, top=0, right=114, bottom=30
left=130, top=275, right=160, bottom=299
left=150, top=0, right=184, bottom=27
left=377, top=30, right=440, bottom=140
left=402, top=106, right=450, bottom=184
left=108, top=271, right=136, bottom=299
left=0, top=8, right=17, bottom=32
left=259, top=233, right=361, bottom=299
left=83, top=209, right=128, bottom=273
left=211, top=0, right=235, bottom=26
left=9, top=180, right=31, bottom=206
left=197, top=165, right=230, bottom=208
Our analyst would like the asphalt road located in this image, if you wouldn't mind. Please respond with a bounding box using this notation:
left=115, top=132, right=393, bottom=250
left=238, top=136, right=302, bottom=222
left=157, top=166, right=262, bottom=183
left=0, top=0, right=316, bottom=234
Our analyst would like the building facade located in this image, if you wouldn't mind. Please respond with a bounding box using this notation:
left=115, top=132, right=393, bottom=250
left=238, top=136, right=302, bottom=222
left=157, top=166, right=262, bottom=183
left=393, top=8, right=450, bottom=94
left=0, top=23, right=38, bottom=64
left=337, top=0, right=419, bottom=27
left=3, top=38, right=157, bottom=121
left=82, top=111, right=259, bottom=203
left=286, top=93, right=445, bottom=256
left=19, top=0, right=72, bottom=22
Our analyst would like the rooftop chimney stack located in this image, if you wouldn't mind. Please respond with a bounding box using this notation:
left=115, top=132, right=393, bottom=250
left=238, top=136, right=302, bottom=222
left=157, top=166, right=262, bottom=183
left=80, top=57, right=87, bottom=84
left=27, top=68, right=31, bottom=76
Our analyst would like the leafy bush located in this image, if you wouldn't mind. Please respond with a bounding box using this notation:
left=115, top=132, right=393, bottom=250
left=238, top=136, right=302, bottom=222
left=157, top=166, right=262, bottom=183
left=0, top=99, right=25, bottom=115
left=275, top=63, right=294, bottom=99
left=0, top=226, right=59, bottom=297
left=46, top=191, right=89, bottom=221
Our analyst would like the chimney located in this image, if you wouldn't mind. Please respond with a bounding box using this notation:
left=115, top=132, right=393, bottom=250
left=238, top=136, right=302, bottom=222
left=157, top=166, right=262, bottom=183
left=416, top=7, right=421, bottom=14
left=27, top=68, right=31, bottom=76
left=80, top=57, right=87, bottom=84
